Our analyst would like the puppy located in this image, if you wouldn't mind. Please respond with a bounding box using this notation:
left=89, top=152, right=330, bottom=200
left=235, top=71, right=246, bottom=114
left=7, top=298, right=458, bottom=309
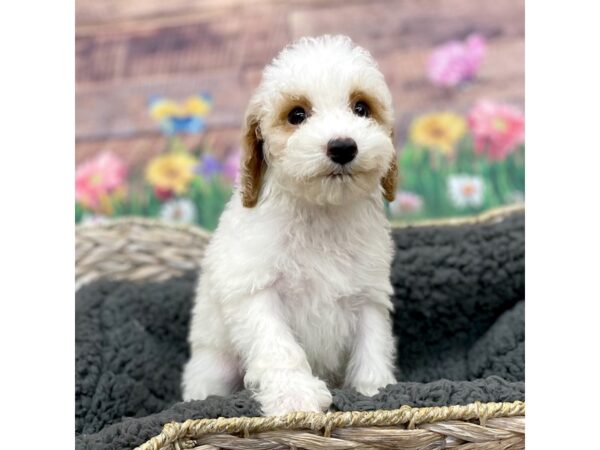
left=182, top=35, right=398, bottom=416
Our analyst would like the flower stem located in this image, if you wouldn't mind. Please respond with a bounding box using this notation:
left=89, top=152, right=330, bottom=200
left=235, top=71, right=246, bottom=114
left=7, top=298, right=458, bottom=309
left=489, top=163, right=505, bottom=204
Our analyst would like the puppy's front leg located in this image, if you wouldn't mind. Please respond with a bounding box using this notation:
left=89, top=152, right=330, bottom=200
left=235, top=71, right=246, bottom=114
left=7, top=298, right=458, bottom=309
left=224, top=288, right=332, bottom=416
left=345, top=298, right=397, bottom=396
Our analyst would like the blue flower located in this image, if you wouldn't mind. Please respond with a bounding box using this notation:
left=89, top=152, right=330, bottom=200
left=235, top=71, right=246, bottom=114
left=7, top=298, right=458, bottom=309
left=149, top=93, right=213, bottom=135
left=163, top=116, right=205, bottom=135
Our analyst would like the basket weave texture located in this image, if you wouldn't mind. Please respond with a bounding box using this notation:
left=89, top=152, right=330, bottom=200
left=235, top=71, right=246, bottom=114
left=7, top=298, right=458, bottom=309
left=76, top=217, right=211, bottom=287
left=137, top=401, right=525, bottom=450
left=75, top=206, right=525, bottom=450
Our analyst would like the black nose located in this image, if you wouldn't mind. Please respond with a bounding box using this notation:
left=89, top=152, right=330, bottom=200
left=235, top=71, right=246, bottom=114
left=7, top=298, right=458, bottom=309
left=327, top=138, right=358, bottom=165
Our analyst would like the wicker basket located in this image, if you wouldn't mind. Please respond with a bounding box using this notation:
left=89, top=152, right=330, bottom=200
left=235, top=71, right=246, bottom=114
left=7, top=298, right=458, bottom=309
left=76, top=217, right=212, bottom=288
left=75, top=206, right=525, bottom=450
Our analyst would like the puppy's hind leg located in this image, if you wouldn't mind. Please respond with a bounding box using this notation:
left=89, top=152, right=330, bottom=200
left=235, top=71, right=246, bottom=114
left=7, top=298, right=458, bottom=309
left=181, top=347, right=243, bottom=401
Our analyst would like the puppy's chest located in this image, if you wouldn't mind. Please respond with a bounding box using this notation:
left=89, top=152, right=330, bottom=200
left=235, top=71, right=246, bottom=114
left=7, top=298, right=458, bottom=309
left=274, top=223, right=386, bottom=303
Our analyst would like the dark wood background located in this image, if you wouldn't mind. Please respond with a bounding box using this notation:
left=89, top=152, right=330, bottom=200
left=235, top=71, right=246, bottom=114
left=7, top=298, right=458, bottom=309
left=76, top=0, right=524, bottom=167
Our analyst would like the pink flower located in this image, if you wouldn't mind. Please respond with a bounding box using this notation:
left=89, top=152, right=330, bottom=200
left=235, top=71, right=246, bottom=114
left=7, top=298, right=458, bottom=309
left=223, top=149, right=241, bottom=185
left=389, top=191, right=423, bottom=217
left=76, top=152, right=128, bottom=209
left=427, top=34, right=486, bottom=87
left=468, top=100, right=525, bottom=161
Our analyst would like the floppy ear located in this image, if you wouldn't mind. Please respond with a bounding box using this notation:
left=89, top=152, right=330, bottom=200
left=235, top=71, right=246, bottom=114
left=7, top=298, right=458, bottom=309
left=381, top=129, right=398, bottom=201
left=240, top=107, right=264, bottom=208
left=381, top=155, right=398, bottom=202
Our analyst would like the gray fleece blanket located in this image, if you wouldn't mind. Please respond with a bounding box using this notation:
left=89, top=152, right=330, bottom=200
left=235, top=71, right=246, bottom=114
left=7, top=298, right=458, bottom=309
left=76, top=210, right=524, bottom=450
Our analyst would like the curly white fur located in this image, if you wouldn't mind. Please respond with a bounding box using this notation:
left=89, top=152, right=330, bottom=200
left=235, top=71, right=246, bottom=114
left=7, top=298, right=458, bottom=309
left=182, top=35, right=398, bottom=416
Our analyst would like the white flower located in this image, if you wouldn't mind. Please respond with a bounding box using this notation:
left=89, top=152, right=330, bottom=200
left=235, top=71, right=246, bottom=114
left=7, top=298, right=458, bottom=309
left=448, top=174, right=485, bottom=208
left=80, top=214, right=109, bottom=225
left=160, top=198, right=197, bottom=224
left=389, top=191, right=423, bottom=217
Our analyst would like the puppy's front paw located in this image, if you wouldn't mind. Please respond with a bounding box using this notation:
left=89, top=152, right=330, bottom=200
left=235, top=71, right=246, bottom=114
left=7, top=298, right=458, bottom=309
left=350, top=370, right=397, bottom=397
left=254, top=369, right=332, bottom=416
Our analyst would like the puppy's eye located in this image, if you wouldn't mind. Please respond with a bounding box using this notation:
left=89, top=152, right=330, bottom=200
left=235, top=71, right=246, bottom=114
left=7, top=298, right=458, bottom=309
left=353, top=101, right=370, bottom=118
left=287, top=107, right=307, bottom=125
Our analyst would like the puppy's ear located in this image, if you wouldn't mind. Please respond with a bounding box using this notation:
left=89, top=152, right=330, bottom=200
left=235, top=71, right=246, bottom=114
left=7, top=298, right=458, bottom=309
left=381, top=130, right=398, bottom=201
left=240, top=106, right=264, bottom=208
left=381, top=156, right=398, bottom=202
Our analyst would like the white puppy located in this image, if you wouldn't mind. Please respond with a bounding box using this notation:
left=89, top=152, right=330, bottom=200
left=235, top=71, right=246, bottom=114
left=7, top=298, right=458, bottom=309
left=182, top=35, right=398, bottom=416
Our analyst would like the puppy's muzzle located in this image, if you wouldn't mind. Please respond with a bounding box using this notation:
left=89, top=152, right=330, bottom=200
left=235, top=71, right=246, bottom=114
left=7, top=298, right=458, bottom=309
left=327, top=138, right=357, bottom=165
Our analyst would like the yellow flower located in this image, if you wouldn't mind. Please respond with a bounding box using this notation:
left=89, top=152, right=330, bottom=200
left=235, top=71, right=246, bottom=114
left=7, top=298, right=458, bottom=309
left=150, top=100, right=182, bottom=121
left=185, top=96, right=211, bottom=116
left=409, top=112, right=467, bottom=155
left=145, top=153, right=197, bottom=194
left=150, top=95, right=212, bottom=121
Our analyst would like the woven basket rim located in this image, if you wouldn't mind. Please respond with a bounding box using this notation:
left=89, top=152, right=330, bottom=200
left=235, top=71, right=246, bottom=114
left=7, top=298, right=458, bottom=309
left=135, top=400, right=525, bottom=450
left=76, top=215, right=213, bottom=239
left=391, top=203, right=524, bottom=228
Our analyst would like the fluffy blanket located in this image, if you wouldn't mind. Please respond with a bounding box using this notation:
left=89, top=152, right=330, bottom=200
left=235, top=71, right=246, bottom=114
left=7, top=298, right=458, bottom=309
left=76, top=210, right=524, bottom=450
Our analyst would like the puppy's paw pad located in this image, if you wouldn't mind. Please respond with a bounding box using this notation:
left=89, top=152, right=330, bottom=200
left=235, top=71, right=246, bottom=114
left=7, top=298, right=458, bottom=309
left=256, top=370, right=332, bottom=416
left=354, top=384, right=385, bottom=397
left=351, top=373, right=397, bottom=397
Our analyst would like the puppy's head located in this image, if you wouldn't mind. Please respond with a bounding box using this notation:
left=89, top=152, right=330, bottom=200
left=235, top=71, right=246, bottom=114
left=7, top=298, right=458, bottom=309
left=240, top=35, right=397, bottom=207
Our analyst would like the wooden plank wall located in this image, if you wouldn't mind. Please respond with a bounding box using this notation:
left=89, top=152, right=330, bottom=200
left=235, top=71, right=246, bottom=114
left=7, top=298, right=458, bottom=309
left=76, top=0, right=524, bottom=168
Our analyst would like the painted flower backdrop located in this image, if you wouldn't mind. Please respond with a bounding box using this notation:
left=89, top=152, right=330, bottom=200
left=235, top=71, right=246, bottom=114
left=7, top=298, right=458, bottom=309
left=75, top=34, right=523, bottom=229
left=395, top=98, right=524, bottom=221
left=389, top=33, right=524, bottom=221
left=76, top=94, right=239, bottom=230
